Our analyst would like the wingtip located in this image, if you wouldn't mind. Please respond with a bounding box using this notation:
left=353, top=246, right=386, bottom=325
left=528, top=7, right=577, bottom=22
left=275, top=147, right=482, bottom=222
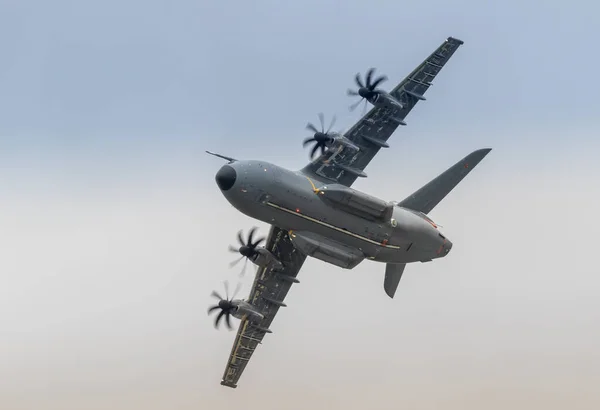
left=460, top=148, right=492, bottom=166
left=474, top=147, right=492, bottom=156
left=447, top=36, right=464, bottom=45
left=221, top=380, right=237, bottom=388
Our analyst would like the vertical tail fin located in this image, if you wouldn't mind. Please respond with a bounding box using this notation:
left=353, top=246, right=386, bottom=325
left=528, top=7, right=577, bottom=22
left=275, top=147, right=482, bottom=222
left=396, top=148, right=492, bottom=214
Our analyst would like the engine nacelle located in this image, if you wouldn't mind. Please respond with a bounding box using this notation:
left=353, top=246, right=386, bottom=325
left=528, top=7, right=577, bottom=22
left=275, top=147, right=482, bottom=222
left=251, top=247, right=284, bottom=270
left=373, top=91, right=405, bottom=110
left=231, top=300, right=265, bottom=323
left=318, top=183, right=394, bottom=222
left=327, top=134, right=360, bottom=153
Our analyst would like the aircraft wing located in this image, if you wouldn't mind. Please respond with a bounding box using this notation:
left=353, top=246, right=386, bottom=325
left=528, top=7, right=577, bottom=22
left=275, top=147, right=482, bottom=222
left=220, top=225, right=307, bottom=388
left=300, top=36, right=464, bottom=187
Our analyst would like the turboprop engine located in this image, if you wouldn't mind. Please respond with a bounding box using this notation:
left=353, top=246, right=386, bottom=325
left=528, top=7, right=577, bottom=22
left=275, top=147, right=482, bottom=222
left=303, top=113, right=360, bottom=160
left=207, top=281, right=265, bottom=330
left=228, top=227, right=283, bottom=276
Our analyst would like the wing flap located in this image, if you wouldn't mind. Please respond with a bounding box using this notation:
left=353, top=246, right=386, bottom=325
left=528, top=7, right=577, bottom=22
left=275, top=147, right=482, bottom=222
left=396, top=148, right=492, bottom=215
left=220, top=226, right=306, bottom=388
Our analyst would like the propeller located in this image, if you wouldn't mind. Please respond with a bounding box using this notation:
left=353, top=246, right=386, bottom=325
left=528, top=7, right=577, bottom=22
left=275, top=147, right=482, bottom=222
left=347, top=68, right=388, bottom=112
left=207, top=280, right=242, bottom=330
left=302, top=112, right=337, bottom=160
left=228, top=227, right=265, bottom=276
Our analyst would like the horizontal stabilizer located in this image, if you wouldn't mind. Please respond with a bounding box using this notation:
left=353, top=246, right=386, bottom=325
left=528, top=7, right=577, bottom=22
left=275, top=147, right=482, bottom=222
left=384, top=263, right=406, bottom=298
left=396, top=148, right=492, bottom=214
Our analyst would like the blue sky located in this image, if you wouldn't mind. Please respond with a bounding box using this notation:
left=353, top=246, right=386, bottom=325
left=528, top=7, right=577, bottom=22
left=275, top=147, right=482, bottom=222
left=1, top=1, right=599, bottom=409
left=1, top=0, right=598, bottom=162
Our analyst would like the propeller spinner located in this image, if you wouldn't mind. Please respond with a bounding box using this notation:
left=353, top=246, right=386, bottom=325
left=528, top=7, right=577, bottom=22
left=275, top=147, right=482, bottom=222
left=302, top=112, right=337, bottom=160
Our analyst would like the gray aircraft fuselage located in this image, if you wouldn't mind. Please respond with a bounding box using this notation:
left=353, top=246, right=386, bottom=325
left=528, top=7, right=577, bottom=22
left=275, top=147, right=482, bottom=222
left=215, top=160, right=452, bottom=268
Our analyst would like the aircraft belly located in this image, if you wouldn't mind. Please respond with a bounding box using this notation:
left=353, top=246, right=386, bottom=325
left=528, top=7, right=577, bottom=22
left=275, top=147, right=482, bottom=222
left=263, top=204, right=376, bottom=253
left=263, top=203, right=390, bottom=260
left=235, top=165, right=398, bottom=262
left=229, top=181, right=431, bottom=265
left=263, top=201, right=428, bottom=265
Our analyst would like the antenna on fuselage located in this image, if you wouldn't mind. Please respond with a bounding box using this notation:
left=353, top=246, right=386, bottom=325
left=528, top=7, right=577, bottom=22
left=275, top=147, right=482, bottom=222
left=205, top=151, right=237, bottom=163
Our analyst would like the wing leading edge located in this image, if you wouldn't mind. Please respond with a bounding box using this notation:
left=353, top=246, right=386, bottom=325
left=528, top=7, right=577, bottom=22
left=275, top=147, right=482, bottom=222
left=220, top=226, right=306, bottom=388
left=300, top=36, right=464, bottom=187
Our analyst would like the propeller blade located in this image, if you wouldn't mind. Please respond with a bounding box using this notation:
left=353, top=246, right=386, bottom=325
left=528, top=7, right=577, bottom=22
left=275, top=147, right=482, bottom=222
left=306, top=122, right=319, bottom=134
left=237, top=230, right=244, bottom=247
left=251, top=236, right=265, bottom=247
left=347, top=89, right=359, bottom=96
left=371, top=75, right=387, bottom=89
left=326, top=115, right=337, bottom=134
left=225, top=313, right=233, bottom=330
left=208, top=305, right=220, bottom=314
left=211, top=290, right=223, bottom=300
left=239, top=258, right=248, bottom=276
left=362, top=99, right=368, bottom=116
left=366, top=68, right=375, bottom=88
left=229, top=254, right=244, bottom=268
left=303, top=137, right=316, bottom=147
left=310, top=142, right=321, bottom=159
left=214, top=310, right=225, bottom=328
left=224, top=280, right=230, bottom=300
left=355, top=72, right=364, bottom=88
left=247, top=227, right=257, bottom=246
left=318, top=112, right=325, bottom=132
left=232, top=282, right=242, bottom=299
left=228, top=245, right=239, bottom=253
left=349, top=98, right=364, bottom=112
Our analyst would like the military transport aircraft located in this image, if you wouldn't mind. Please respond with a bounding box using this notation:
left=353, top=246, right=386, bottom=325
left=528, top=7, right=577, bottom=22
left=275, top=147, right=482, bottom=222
left=206, top=36, right=491, bottom=389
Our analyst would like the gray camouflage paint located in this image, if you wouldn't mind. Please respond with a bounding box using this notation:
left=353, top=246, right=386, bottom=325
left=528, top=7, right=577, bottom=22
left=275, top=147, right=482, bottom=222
left=215, top=160, right=451, bottom=268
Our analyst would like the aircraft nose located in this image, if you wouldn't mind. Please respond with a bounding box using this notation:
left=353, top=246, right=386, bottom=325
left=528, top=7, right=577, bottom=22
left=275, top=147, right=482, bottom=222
left=444, top=239, right=453, bottom=255
left=215, top=165, right=237, bottom=191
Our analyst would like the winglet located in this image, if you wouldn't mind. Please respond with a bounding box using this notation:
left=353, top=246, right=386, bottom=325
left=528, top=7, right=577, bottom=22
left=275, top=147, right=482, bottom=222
left=205, top=151, right=237, bottom=163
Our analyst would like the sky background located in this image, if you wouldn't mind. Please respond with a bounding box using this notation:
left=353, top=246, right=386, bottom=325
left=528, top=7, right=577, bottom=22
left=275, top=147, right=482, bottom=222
left=1, top=0, right=599, bottom=409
